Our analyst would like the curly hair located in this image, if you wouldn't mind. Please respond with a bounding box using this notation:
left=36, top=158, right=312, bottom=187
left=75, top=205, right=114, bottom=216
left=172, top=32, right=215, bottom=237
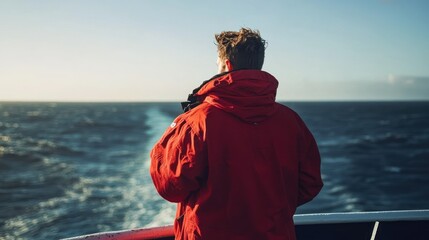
left=215, top=28, right=267, bottom=70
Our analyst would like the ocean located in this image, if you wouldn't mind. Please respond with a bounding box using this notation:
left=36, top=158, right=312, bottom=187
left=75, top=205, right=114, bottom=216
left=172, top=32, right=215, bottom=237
left=1, top=101, right=428, bottom=239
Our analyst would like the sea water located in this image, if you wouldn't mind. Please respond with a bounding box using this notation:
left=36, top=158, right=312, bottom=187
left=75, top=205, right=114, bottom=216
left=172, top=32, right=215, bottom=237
left=1, top=102, right=428, bottom=239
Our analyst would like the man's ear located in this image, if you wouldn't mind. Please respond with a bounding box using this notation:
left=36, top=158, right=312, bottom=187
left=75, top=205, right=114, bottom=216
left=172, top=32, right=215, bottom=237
left=225, top=59, right=233, bottom=71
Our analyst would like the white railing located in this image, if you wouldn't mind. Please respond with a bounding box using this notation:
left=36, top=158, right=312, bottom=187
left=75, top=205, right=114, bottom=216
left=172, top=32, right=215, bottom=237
left=61, top=209, right=429, bottom=240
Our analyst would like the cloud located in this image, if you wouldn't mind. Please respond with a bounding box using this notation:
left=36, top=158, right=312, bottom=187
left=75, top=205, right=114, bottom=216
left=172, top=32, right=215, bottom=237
left=280, top=75, right=429, bottom=101
left=386, top=74, right=429, bottom=86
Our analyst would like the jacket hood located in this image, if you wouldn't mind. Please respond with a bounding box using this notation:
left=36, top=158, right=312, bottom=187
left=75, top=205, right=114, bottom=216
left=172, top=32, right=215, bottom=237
left=196, top=70, right=279, bottom=123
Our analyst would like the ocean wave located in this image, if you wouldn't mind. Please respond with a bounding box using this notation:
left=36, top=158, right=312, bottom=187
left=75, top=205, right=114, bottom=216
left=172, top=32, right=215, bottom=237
left=320, top=133, right=410, bottom=150
left=0, top=152, right=46, bottom=168
left=1, top=174, right=93, bottom=239
left=73, top=117, right=127, bottom=129
left=360, top=132, right=408, bottom=145
left=1, top=138, right=83, bottom=164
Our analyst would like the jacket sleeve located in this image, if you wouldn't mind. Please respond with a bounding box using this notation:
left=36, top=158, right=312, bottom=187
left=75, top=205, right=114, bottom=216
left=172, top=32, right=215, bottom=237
left=297, top=120, right=323, bottom=206
left=150, top=115, right=207, bottom=203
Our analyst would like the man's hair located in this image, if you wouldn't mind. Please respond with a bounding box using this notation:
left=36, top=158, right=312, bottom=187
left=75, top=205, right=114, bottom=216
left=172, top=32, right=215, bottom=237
left=215, top=28, right=266, bottom=70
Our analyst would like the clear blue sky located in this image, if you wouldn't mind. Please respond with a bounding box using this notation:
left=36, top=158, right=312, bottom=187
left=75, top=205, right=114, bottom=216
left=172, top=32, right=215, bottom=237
left=1, top=0, right=428, bottom=101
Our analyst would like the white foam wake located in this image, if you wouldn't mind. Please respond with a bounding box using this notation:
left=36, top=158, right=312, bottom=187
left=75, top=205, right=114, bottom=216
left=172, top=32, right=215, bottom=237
left=122, top=105, right=176, bottom=229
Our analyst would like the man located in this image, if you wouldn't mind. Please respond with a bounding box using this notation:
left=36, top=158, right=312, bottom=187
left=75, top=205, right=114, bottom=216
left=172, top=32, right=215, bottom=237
left=150, top=28, right=323, bottom=240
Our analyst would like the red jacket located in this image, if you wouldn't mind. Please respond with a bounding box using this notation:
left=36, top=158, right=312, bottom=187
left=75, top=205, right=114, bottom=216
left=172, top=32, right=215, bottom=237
left=150, top=70, right=323, bottom=240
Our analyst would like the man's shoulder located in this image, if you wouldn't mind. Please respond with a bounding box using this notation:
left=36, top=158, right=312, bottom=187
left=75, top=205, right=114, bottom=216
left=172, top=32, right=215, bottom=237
left=175, top=102, right=215, bottom=134
left=185, top=102, right=219, bottom=118
left=275, top=102, right=299, bottom=116
left=273, top=102, right=311, bottom=127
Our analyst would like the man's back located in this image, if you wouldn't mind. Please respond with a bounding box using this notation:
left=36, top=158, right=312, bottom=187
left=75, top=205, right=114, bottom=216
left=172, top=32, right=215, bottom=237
left=150, top=70, right=323, bottom=240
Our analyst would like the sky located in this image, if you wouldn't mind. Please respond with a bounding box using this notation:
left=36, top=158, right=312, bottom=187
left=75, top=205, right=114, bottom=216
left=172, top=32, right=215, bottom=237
left=0, top=0, right=428, bottom=102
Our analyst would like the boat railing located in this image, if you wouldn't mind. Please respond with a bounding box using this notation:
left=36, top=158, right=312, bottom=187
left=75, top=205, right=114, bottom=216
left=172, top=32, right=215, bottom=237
left=61, top=209, right=429, bottom=240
